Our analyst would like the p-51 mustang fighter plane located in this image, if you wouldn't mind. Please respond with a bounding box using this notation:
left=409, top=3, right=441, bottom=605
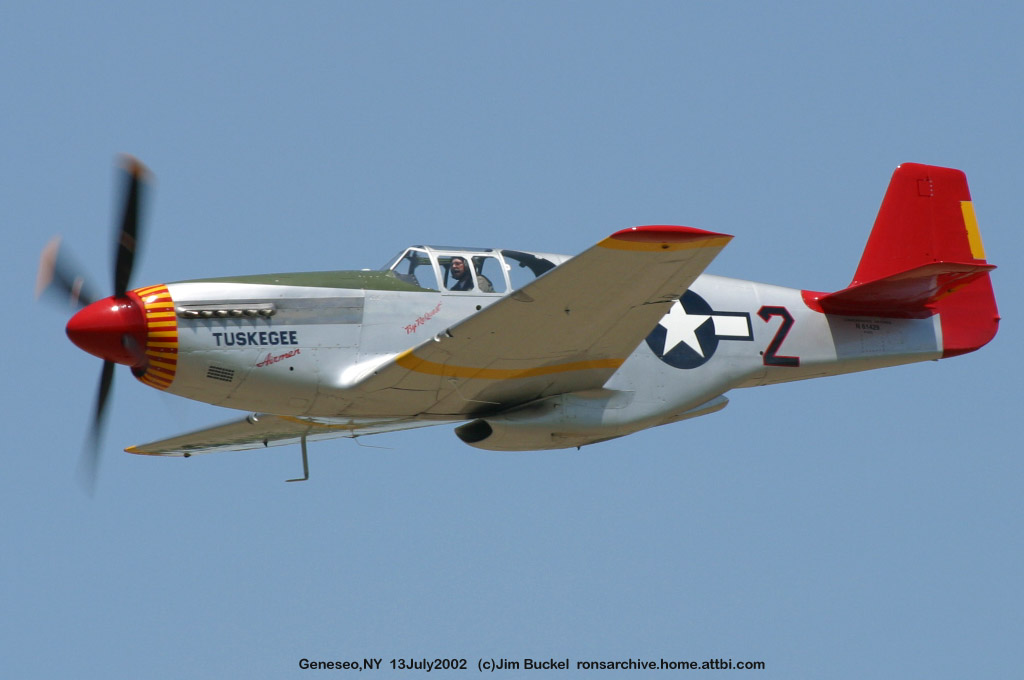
left=41, top=160, right=998, bottom=482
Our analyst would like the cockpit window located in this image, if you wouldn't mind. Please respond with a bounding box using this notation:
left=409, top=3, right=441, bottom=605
left=385, top=248, right=437, bottom=291
left=439, top=254, right=505, bottom=293
left=384, top=246, right=557, bottom=294
left=472, top=255, right=506, bottom=293
left=501, top=249, right=557, bottom=292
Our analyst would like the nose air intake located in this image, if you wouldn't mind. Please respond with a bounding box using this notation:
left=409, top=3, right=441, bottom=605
left=66, top=294, right=147, bottom=366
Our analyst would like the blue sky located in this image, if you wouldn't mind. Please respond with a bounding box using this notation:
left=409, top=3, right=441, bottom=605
left=3, top=2, right=1022, bottom=678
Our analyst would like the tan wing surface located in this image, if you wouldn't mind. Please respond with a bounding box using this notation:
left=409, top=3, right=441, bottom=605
left=346, top=225, right=731, bottom=417
left=125, top=414, right=446, bottom=456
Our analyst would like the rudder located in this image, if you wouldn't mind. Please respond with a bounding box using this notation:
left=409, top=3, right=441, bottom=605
left=806, top=163, right=998, bottom=357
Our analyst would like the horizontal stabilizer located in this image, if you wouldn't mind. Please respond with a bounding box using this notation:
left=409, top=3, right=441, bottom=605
left=811, top=261, right=995, bottom=318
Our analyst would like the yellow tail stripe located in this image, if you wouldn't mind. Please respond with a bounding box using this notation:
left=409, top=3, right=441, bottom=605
left=961, top=201, right=986, bottom=260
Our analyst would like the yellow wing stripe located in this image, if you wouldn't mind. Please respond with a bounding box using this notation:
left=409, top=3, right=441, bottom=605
left=394, top=349, right=623, bottom=380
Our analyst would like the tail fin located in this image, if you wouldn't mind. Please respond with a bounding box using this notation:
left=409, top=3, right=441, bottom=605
left=805, top=163, right=999, bottom=357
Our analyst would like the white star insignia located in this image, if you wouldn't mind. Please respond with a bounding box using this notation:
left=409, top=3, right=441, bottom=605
left=659, top=301, right=709, bottom=356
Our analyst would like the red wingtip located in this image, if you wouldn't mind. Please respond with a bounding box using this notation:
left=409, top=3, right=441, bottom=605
left=609, top=225, right=732, bottom=243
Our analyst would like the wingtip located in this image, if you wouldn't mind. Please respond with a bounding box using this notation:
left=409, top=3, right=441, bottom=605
left=602, top=225, right=732, bottom=251
left=611, top=225, right=732, bottom=241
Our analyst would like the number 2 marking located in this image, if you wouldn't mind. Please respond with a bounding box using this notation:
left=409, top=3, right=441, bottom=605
left=757, top=306, right=800, bottom=367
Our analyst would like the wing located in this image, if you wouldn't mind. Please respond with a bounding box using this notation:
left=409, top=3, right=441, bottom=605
left=125, top=414, right=451, bottom=456
left=345, top=225, right=731, bottom=417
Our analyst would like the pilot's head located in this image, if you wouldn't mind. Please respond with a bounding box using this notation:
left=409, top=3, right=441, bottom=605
left=450, top=256, right=469, bottom=280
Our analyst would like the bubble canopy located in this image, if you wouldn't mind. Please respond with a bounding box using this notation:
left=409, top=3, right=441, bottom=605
left=381, top=245, right=568, bottom=294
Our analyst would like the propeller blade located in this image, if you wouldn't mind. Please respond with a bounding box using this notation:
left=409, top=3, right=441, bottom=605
left=35, top=237, right=98, bottom=308
left=79, top=360, right=116, bottom=494
left=113, top=155, right=149, bottom=297
left=54, top=156, right=153, bottom=493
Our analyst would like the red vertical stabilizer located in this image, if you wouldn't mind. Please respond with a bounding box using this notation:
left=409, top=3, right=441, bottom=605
left=804, top=163, right=999, bottom=357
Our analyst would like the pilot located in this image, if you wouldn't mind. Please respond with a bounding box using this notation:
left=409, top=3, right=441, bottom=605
left=449, top=256, right=493, bottom=292
left=449, top=257, right=473, bottom=291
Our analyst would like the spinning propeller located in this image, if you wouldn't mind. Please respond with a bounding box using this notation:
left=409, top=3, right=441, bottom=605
left=37, top=156, right=151, bottom=492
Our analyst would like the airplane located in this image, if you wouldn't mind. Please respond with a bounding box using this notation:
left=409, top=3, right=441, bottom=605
left=39, top=158, right=998, bottom=484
